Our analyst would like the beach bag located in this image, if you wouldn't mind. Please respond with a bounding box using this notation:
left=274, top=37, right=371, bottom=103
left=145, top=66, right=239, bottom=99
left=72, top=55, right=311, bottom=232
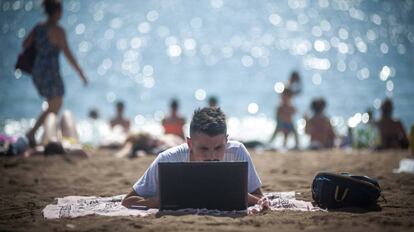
left=311, top=172, right=381, bottom=209
left=15, top=40, right=36, bottom=75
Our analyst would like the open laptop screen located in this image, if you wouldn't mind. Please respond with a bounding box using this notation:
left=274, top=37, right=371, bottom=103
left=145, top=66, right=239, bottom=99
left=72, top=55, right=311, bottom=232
left=158, top=161, right=248, bottom=211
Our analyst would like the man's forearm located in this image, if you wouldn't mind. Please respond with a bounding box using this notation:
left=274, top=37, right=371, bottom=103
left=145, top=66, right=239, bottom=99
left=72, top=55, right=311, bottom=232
left=247, top=193, right=261, bottom=206
left=122, top=196, right=159, bottom=209
left=248, top=187, right=264, bottom=206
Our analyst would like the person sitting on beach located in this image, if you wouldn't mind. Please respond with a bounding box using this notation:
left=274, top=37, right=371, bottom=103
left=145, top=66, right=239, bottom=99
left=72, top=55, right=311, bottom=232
left=208, top=96, right=219, bottom=108
left=115, top=133, right=184, bottom=158
left=269, top=89, right=299, bottom=149
left=376, top=99, right=409, bottom=149
left=162, top=99, right=186, bottom=139
left=305, top=98, right=335, bottom=149
left=88, top=109, right=98, bottom=120
left=110, top=101, right=130, bottom=132
left=121, top=107, right=263, bottom=208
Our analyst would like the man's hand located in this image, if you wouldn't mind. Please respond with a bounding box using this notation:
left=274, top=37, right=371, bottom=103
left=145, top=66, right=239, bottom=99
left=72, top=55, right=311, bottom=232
left=248, top=196, right=270, bottom=214
left=257, top=196, right=270, bottom=210
left=247, top=188, right=264, bottom=206
left=248, top=193, right=261, bottom=206
left=121, top=189, right=159, bottom=209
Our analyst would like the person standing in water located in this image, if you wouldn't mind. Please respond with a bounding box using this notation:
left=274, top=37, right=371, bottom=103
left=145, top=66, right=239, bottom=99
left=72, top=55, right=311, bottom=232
left=286, top=71, right=302, bottom=96
left=269, top=89, right=299, bottom=149
left=24, top=0, right=88, bottom=147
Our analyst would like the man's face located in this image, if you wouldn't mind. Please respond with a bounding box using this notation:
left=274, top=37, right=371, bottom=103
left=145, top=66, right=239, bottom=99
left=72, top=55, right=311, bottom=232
left=187, top=132, right=227, bottom=161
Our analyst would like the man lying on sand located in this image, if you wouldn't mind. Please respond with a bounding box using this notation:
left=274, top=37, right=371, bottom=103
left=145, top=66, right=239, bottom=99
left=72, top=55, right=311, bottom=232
left=115, top=133, right=184, bottom=158
left=122, top=107, right=264, bottom=208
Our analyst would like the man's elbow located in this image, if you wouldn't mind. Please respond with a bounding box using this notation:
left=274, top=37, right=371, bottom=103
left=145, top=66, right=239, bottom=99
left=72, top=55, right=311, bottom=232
left=251, top=188, right=264, bottom=198
left=121, top=195, right=138, bottom=208
left=121, top=194, right=147, bottom=208
left=121, top=197, right=130, bottom=208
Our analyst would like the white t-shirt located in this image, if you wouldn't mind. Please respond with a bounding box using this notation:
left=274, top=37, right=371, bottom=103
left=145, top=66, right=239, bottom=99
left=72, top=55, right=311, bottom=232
left=133, top=140, right=262, bottom=197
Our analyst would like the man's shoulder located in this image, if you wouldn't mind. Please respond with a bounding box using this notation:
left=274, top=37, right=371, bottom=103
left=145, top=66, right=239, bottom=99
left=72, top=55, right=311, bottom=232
left=225, top=140, right=246, bottom=153
left=157, top=143, right=189, bottom=161
left=225, top=140, right=251, bottom=161
left=226, top=140, right=243, bottom=148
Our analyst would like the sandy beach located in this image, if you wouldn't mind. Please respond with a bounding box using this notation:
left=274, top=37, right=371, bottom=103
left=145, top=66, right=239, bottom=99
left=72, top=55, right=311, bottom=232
left=1, top=0, right=413, bottom=231
left=1, top=149, right=413, bottom=232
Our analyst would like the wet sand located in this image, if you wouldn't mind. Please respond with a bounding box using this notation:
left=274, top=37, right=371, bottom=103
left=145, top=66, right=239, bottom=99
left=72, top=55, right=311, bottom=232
left=1, top=149, right=413, bottom=232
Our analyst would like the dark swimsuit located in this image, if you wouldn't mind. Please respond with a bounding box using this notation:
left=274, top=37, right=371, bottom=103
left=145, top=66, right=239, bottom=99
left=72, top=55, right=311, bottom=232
left=31, top=24, right=64, bottom=99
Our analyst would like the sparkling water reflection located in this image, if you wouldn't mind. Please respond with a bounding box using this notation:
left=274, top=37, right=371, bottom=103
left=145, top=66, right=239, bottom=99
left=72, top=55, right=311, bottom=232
left=0, top=0, right=413, bottom=145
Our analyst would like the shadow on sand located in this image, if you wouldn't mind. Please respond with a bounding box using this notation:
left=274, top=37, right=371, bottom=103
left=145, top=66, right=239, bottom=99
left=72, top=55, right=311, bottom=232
left=327, top=203, right=382, bottom=213
left=155, top=210, right=247, bottom=218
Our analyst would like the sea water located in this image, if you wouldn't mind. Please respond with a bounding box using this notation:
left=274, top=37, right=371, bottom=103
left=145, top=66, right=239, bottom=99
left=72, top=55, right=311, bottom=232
left=0, top=0, right=413, bottom=148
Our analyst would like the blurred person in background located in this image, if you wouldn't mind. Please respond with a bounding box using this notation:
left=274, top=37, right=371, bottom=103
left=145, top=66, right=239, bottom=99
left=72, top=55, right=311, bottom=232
left=25, top=0, right=88, bottom=147
left=305, top=98, right=335, bottom=149
left=376, top=99, right=408, bottom=149
left=208, top=96, right=219, bottom=108
left=162, top=99, right=186, bottom=139
left=110, top=101, right=130, bottom=132
left=269, top=89, right=299, bottom=149
left=286, top=71, right=302, bottom=96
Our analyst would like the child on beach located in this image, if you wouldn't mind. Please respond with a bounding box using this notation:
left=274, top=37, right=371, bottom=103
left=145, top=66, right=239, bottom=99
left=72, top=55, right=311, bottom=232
left=305, top=98, right=335, bottom=149
left=286, top=71, right=302, bottom=96
left=269, top=89, right=299, bottom=149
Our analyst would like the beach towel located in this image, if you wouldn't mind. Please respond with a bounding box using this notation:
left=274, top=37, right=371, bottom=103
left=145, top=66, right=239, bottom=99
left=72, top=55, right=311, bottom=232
left=42, top=192, right=324, bottom=219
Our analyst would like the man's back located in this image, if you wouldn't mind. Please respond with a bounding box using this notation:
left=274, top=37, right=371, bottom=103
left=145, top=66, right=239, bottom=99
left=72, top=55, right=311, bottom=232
left=306, top=114, right=334, bottom=148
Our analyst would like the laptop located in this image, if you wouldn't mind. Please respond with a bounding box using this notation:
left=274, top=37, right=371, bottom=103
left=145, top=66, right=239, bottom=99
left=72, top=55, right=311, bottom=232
left=158, top=161, right=248, bottom=211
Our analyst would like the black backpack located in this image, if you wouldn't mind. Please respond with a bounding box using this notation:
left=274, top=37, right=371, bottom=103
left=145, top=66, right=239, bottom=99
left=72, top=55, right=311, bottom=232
left=312, top=172, right=381, bottom=209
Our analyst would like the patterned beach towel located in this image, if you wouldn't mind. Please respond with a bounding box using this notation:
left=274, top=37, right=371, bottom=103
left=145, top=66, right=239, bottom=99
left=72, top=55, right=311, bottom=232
left=42, top=192, right=324, bottom=219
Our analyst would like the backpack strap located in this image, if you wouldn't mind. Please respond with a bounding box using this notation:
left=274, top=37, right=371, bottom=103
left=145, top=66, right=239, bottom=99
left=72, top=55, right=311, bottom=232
left=334, top=186, right=349, bottom=202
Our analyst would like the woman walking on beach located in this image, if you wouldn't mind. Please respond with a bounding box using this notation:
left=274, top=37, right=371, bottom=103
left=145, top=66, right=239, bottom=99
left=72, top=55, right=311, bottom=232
left=24, top=0, right=88, bottom=146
